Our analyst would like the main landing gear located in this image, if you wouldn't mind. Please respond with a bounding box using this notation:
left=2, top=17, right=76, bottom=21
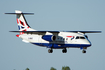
left=62, top=48, right=67, bottom=53
left=48, top=48, right=67, bottom=53
left=48, top=49, right=53, bottom=53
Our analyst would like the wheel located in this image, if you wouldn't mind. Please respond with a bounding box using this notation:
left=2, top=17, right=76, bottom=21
left=62, top=48, right=67, bottom=53
left=82, top=50, right=86, bottom=53
left=48, top=49, right=53, bottom=53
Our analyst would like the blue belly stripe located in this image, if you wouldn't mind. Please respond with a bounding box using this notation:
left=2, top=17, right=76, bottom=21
left=32, top=43, right=91, bottom=49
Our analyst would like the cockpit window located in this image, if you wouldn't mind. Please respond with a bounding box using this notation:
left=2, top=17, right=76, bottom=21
left=76, top=36, right=79, bottom=39
left=80, top=37, right=85, bottom=39
left=76, top=36, right=85, bottom=39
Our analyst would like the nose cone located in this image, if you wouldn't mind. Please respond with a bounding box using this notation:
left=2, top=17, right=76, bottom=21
left=85, top=40, right=91, bottom=47
left=85, top=40, right=91, bottom=44
left=80, top=39, right=91, bottom=47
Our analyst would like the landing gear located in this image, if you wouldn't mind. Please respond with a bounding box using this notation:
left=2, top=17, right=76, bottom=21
left=48, top=49, right=53, bottom=53
left=62, top=48, right=67, bottom=53
left=82, top=50, right=86, bottom=53
left=81, top=47, right=87, bottom=53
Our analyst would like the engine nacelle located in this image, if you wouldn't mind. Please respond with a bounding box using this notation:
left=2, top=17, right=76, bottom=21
left=42, top=35, right=56, bottom=42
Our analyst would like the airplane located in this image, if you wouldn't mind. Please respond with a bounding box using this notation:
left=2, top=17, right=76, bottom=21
left=5, top=10, right=101, bottom=53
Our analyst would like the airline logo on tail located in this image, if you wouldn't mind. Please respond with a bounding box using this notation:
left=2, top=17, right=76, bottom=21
left=17, top=19, right=29, bottom=30
left=5, top=10, right=35, bottom=35
left=15, top=10, right=30, bottom=32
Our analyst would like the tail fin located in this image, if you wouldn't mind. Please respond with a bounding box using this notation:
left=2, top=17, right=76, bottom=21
left=5, top=10, right=35, bottom=32
left=15, top=10, right=35, bottom=31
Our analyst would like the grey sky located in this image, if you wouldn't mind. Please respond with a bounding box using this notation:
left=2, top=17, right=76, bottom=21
left=0, top=0, right=104, bottom=70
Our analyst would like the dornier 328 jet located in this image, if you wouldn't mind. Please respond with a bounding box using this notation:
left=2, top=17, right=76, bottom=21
left=5, top=10, right=101, bottom=53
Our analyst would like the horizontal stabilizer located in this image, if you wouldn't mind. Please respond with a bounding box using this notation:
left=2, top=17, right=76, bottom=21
left=5, top=13, right=34, bottom=15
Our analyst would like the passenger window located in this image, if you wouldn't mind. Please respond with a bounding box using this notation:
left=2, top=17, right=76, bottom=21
left=63, top=38, right=64, bottom=40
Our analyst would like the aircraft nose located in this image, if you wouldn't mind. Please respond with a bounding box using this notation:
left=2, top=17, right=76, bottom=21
left=80, top=39, right=91, bottom=47
left=87, top=42, right=91, bottom=46
left=84, top=40, right=91, bottom=46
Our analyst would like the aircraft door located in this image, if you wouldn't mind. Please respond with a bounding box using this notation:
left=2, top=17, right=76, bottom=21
left=32, top=35, right=40, bottom=42
left=38, top=35, right=42, bottom=44
left=65, top=38, right=72, bottom=43
left=70, top=36, right=75, bottom=43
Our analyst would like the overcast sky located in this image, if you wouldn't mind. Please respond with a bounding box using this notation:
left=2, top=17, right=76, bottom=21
left=0, top=0, right=105, bottom=70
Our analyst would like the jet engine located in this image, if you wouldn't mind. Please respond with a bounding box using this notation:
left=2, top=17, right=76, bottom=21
left=42, top=35, right=56, bottom=42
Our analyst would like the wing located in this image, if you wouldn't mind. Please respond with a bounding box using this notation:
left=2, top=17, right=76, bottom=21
left=10, top=30, right=101, bottom=35
left=68, top=31, right=102, bottom=33
left=10, top=31, right=59, bottom=35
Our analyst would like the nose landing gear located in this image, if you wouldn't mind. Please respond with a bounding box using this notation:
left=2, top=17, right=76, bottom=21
left=81, top=47, right=87, bottom=53
left=82, top=50, right=86, bottom=53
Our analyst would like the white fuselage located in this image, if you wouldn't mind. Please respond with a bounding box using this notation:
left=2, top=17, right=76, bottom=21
left=18, top=32, right=91, bottom=49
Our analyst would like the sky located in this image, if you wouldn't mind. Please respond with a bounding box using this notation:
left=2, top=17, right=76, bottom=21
left=0, top=0, right=105, bottom=70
